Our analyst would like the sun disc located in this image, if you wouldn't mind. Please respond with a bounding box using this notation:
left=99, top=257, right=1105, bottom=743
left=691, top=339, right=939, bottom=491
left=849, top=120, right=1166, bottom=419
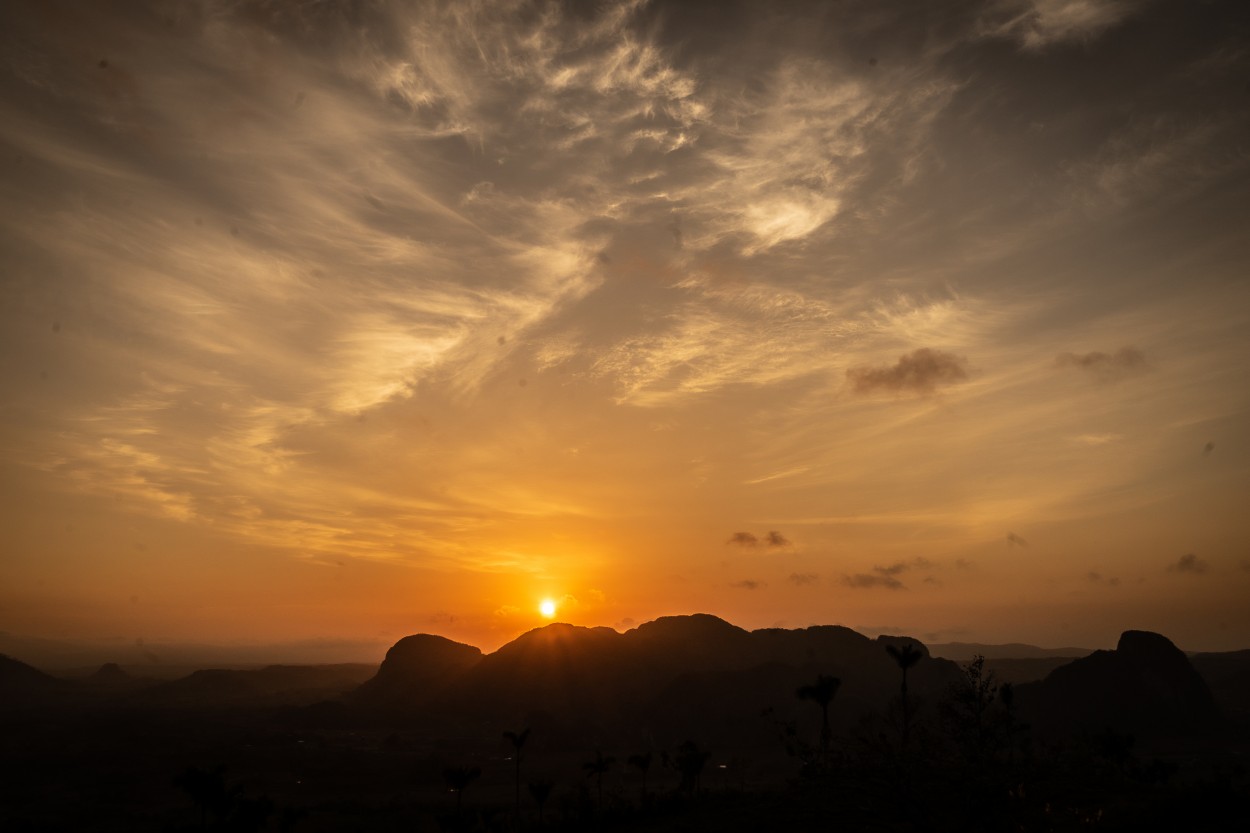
left=539, top=598, right=556, bottom=618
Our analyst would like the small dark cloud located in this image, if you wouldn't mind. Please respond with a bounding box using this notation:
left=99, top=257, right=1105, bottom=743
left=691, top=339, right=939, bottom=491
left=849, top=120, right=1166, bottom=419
left=1087, top=571, right=1120, bottom=587
left=846, top=348, right=968, bottom=395
left=765, top=530, right=790, bottom=547
left=1168, top=553, right=1208, bottom=575
left=788, top=572, right=818, bottom=586
left=841, top=571, right=905, bottom=590
left=1007, top=532, right=1029, bottom=548
left=842, top=557, right=936, bottom=590
left=955, top=558, right=974, bottom=569
left=1055, top=346, right=1147, bottom=380
left=1203, top=441, right=1215, bottom=456
left=726, top=532, right=758, bottom=546
left=731, top=579, right=765, bottom=590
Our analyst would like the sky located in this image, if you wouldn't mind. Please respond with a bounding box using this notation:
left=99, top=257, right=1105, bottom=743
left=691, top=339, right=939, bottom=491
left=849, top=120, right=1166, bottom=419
left=2, top=0, right=1249, bottom=658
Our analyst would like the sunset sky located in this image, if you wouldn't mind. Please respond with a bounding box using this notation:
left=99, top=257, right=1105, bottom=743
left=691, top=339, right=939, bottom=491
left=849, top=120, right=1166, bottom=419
left=2, top=0, right=1248, bottom=657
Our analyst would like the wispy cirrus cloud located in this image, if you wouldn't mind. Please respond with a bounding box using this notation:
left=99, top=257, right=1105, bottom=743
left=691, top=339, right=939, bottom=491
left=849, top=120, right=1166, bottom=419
left=979, top=0, right=1138, bottom=51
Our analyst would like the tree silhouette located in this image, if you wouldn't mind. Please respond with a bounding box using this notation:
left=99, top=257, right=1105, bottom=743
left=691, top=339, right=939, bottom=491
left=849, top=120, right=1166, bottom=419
left=672, top=740, right=711, bottom=795
left=627, top=751, right=653, bottom=804
left=442, top=765, right=481, bottom=820
left=174, top=765, right=229, bottom=830
left=796, top=674, right=841, bottom=759
left=528, top=779, right=553, bottom=826
left=886, top=642, right=923, bottom=746
left=942, top=655, right=1000, bottom=768
left=502, top=727, right=530, bottom=819
left=582, top=750, right=615, bottom=811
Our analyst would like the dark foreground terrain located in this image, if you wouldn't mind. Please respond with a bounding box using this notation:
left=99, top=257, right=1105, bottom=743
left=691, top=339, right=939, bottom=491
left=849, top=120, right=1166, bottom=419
left=2, top=615, right=1248, bottom=831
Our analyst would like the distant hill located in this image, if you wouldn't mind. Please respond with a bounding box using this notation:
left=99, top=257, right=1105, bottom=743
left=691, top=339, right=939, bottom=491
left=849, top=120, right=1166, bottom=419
left=138, top=664, right=378, bottom=709
left=0, top=653, right=76, bottom=708
left=929, top=641, right=1095, bottom=661
left=1190, top=649, right=1250, bottom=726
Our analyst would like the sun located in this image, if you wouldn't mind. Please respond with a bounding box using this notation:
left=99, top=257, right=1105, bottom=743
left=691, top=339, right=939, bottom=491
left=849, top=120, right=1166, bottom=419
left=539, top=598, right=557, bottom=619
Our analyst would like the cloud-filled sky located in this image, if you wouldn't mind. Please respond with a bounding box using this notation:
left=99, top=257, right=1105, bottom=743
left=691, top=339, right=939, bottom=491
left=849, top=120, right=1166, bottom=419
left=2, top=0, right=1248, bottom=653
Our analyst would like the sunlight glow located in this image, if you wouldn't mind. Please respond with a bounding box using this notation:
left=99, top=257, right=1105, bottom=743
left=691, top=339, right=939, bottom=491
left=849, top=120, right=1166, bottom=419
left=539, top=598, right=556, bottom=618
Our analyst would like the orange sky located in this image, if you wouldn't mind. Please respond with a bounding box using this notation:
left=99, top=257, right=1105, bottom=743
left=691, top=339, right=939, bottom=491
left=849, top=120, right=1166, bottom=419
left=2, top=0, right=1249, bottom=657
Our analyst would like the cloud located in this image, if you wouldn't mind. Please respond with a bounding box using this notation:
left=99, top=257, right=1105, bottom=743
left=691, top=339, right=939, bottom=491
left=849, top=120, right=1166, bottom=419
left=842, top=557, right=940, bottom=590
left=842, top=572, right=904, bottom=590
left=1086, top=571, right=1120, bottom=587
left=726, top=529, right=790, bottom=548
left=765, top=530, right=790, bottom=547
left=1007, top=532, right=1029, bottom=548
left=1203, top=441, right=1215, bottom=456
left=846, top=348, right=969, bottom=395
left=981, top=0, right=1136, bottom=51
left=1168, top=553, right=1209, bottom=575
left=788, top=572, right=819, bottom=586
left=1055, top=346, right=1148, bottom=380
left=731, top=579, right=765, bottom=590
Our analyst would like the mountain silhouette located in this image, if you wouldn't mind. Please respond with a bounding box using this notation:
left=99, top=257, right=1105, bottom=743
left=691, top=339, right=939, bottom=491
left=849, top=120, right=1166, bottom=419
left=1017, top=630, right=1221, bottom=740
left=0, top=653, right=74, bottom=707
left=352, top=633, right=482, bottom=714
left=350, top=615, right=963, bottom=748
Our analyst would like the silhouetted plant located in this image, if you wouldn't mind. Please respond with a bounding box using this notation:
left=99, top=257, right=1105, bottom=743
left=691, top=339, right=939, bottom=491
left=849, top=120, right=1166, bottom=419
left=886, top=642, right=923, bottom=747
left=627, top=751, right=653, bottom=804
left=672, top=740, right=710, bottom=795
left=442, top=765, right=481, bottom=820
left=503, top=727, right=530, bottom=819
left=796, top=674, right=841, bottom=759
left=175, top=765, right=229, bottom=830
left=528, top=779, right=553, bottom=826
left=582, top=751, right=615, bottom=811
left=941, top=655, right=1010, bottom=770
